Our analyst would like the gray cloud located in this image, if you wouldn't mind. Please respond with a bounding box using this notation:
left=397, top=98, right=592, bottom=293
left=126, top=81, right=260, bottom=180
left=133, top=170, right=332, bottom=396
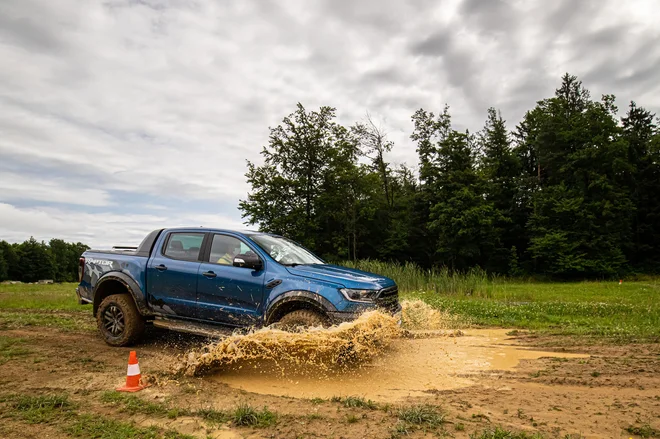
left=0, top=0, right=659, bottom=246
left=459, top=0, right=516, bottom=36
left=0, top=1, right=66, bottom=53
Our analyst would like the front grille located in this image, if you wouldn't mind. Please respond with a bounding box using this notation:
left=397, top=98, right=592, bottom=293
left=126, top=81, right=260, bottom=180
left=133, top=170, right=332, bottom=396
left=375, top=285, right=399, bottom=313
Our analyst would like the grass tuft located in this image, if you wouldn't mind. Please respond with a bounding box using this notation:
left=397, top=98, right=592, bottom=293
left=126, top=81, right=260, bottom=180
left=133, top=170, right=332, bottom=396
left=230, top=402, right=277, bottom=427
left=397, top=404, right=445, bottom=428
left=626, top=423, right=660, bottom=438
left=196, top=407, right=229, bottom=424
left=340, top=396, right=379, bottom=410
left=470, top=426, right=546, bottom=439
left=7, top=394, right=76, bottom=424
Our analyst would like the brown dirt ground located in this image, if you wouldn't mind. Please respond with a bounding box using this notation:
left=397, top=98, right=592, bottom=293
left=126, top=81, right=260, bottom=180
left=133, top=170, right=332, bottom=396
left=1, top=323, right=659, bottom=439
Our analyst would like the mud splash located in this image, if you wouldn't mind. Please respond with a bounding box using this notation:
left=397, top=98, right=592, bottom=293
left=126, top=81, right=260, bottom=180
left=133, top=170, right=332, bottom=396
left=177, top=300, right=460, bottom=377
left=175, top=301, right=588, bottom=401
left=400, top=298, right=466, bottom=331
left=177, top=309, right=402, bottom=377
left=212, top=329, right=588, bottom=401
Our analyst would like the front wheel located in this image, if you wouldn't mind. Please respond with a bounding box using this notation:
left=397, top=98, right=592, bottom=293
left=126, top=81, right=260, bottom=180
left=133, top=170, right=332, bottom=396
left=97, top=294, right=145, bottom=346
left=277, top=309, right=330, bottom=331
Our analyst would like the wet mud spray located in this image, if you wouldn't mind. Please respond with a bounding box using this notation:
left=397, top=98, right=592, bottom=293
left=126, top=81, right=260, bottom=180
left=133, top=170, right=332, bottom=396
left=177, top=300, right=454, bottom=377
left=176, top=300, right=586, bottom=401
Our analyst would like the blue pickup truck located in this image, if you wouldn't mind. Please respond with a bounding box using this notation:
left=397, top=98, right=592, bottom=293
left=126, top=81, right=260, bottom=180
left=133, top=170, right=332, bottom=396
left=76, top=228, right=400, bottom=346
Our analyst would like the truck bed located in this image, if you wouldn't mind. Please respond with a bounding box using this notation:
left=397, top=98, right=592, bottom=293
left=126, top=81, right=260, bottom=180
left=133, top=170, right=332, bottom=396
left=85, top=249, right=145, bottom=257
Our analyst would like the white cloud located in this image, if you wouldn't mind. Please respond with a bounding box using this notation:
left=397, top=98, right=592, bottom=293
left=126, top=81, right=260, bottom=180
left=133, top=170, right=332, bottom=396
left=0, top=203, right=245, bottom=248
left=0, top=172, right=112, bottom=207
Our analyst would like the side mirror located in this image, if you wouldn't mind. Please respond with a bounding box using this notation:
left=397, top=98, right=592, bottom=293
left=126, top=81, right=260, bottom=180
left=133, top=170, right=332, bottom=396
left=233, top=253, right=263, bottom=270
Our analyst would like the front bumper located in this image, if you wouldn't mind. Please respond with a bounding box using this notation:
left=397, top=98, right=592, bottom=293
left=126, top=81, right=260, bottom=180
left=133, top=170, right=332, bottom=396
left=328, top=303, right=402, bottom=325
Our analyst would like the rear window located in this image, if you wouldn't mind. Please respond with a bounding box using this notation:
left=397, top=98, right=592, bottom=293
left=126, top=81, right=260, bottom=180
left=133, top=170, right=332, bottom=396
left=163, top=233, right=204, bottom=261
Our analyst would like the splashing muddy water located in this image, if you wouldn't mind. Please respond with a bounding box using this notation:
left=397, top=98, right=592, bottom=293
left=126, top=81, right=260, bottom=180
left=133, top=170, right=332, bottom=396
left=177, top=301, right=587, bottom=402
left=177, top=309, right=402, bottom=377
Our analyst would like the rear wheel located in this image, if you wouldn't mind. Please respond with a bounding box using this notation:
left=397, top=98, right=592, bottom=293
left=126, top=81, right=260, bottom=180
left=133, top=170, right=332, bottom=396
left=97, top=294, right=145, bottom=346
left=277, top=309, right=329, bottom=331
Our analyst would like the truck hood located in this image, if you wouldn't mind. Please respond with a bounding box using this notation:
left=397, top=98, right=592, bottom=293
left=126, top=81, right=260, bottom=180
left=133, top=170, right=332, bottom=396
left=285, top=264, right=395, bottom=290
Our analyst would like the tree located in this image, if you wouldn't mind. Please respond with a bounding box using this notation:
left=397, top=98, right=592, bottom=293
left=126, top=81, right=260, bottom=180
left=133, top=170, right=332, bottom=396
left=0, top=246, right=8, bottom=282
left=478, top=108, right=523, bottom=272
left=17, top=237, right=54, bottom=282
left=49, top=238, right=70, bottom=282
left=411, top=106, right=500, bottom=269
left=48, top=239, right=88, bottom=282
left=240, top=103, right=363, bottom=259
left=526, top=75, right=633, bottom=277
left=409, top=106, right=452, bottom=267
left=374, top=164, right=419, bottom=262
left=236, top=73, right=660, bottom=277
left=622, top=102, right=660, bottom=271
left=0, top=241, right=20, bottom=281
left=352, top=114, right=422, bottom=262
left=353, top=113, right=394, bottom=207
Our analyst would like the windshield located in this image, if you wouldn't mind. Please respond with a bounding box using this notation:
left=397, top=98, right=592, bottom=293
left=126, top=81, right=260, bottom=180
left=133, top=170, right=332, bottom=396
left=249, top=234, right=324, bottom=266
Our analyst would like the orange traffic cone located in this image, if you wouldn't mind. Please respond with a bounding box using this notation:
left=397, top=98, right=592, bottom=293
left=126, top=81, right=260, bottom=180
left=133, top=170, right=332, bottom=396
left=117, top=351, right=145, bottom=392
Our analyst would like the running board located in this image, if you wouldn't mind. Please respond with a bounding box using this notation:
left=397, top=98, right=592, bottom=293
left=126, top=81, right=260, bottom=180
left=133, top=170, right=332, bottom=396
left=152, top=317, right=235, bottom=339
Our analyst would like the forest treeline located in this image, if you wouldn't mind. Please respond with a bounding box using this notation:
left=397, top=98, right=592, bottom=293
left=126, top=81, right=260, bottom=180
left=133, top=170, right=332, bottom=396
left=240, top=74, right=660, bottom=278
left=0, top=238, right=89, bottom=283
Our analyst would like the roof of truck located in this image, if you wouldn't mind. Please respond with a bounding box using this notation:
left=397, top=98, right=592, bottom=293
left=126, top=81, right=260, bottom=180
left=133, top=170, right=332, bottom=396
left=162, top=227, right=265, bottom=235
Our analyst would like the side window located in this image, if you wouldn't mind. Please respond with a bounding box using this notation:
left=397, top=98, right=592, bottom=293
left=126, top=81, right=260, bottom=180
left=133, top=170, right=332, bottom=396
left=209, top=235, right=252, bottom=265
left=163, top=233, right=204, bottom=261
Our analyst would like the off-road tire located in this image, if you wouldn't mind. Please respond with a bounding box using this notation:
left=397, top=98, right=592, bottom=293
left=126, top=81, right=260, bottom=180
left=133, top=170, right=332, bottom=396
left=97, top=294, right=145, bottom=347
left=277, top=309, right=330, bottom=331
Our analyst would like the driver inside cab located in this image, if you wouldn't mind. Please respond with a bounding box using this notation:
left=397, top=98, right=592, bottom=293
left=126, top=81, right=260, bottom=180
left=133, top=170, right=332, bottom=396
left=217, top=241, right=241, bottom=265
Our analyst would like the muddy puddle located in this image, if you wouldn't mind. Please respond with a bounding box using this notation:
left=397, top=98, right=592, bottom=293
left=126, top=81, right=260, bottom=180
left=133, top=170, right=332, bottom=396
left=178, top=301, right=588, bottom=402
left=209, top=329, right=586, bottom=401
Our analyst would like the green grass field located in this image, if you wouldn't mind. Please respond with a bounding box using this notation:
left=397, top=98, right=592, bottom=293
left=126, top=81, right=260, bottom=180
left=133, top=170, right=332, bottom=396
left=0, top=283, right=81, bottom=311
left=1, top=272, right=659, bottom=341
left=0, top=282, right=94, bottom=331
left=402, top=281, right=660, bottom=340
left=347, top=260, right=660, bottom=341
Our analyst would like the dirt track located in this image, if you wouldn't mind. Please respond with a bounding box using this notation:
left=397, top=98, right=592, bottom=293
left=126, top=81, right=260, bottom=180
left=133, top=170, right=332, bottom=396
left=1, top=325, right=659, bottom=438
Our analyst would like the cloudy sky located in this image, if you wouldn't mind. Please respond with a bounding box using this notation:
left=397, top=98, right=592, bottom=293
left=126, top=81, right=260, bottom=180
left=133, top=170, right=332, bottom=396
left=1, top=0, right=658, bottom=248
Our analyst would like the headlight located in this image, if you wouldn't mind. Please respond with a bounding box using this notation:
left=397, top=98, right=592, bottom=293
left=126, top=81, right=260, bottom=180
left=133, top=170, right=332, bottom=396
left=339, top=288, right=379, bottom=302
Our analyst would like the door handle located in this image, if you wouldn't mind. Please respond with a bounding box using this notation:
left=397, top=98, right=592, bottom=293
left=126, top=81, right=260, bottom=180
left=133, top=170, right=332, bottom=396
left=202, top=271, right=217, bottom=278
left=155, top=264, right=168, bottom=271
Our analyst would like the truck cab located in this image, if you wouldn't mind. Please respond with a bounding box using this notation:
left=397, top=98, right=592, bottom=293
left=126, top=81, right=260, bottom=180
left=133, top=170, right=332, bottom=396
left=76, top=228, right=400, bottom=346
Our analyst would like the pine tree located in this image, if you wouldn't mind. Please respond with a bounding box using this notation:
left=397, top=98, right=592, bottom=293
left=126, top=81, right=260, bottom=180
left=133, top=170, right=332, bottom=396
left=622, top=102, right=660, bottom=271
left=478, top=108, right=523, bottom=272
left=412, top=106, right=500, bottom=269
